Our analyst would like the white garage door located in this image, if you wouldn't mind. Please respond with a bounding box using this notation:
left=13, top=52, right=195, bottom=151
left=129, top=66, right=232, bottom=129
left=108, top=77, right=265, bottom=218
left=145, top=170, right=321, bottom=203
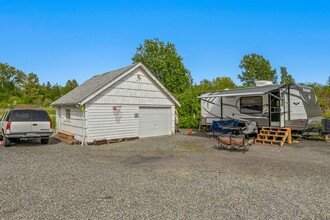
left=139, top=107, right=171, bottom=138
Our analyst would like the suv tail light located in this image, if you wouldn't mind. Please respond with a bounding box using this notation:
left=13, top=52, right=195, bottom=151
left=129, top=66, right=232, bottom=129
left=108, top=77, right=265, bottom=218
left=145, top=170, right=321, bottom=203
left=50, top=122, right=53, bottom=129
left=6, top=121, right=11, bottom=130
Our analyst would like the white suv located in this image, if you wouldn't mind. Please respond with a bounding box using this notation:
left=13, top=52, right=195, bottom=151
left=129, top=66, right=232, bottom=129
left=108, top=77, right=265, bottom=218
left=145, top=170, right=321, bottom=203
left=0, top=109, right=53, bottom=147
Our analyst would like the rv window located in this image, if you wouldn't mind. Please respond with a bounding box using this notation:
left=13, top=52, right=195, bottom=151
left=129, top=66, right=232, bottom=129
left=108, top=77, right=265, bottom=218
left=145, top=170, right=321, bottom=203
left=240, top=96, right=262, bottom=114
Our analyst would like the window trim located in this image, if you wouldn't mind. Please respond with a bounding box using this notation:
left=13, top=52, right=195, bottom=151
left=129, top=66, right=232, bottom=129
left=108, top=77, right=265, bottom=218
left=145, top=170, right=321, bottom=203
left=240, top=96, right=263, bottom=114
left=65, top=109, right=71, bottom=121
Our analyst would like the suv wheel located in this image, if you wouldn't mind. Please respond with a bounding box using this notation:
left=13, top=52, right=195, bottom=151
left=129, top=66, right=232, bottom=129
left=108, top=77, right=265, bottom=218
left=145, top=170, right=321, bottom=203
left=41, top=138, right=49, bottom=144
left=4, top=137, right=11, bottom=147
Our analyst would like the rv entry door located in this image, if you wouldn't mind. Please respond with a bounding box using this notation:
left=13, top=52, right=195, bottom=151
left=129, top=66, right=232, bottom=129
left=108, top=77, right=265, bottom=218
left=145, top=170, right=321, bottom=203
left=270, top=92, right=281, bottom=127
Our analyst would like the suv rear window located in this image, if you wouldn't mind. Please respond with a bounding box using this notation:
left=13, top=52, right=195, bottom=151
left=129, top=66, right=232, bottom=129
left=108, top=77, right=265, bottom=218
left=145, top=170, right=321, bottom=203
left=8, top=110, right=51, bottom=122
left=31, top=110, right=50, bottom=121
left=11, top=110, right=31, bottom=121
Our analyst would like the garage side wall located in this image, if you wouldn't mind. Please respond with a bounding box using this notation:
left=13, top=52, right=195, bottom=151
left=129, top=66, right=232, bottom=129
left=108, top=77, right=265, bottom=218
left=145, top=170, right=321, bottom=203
left=56, top=105, right=84, bottom=141
left=86, top=68, right=175, bottom=142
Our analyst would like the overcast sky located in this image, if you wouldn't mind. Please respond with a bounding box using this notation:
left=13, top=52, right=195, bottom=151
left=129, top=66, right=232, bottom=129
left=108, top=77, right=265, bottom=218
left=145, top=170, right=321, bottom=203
left=1, top=0, right=329, bottom=86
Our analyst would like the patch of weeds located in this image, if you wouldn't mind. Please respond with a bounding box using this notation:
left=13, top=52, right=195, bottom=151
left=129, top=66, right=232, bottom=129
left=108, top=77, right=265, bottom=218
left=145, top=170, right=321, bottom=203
left=302, top=135, right=326, bottom=141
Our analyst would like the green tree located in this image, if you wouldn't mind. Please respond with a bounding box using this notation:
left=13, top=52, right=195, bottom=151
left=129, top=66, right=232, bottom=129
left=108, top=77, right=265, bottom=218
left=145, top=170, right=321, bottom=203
left=198, top=79, right=213, bottom=93
left=39, top=81, right=54, bottom=106
left=62, top=79, right=79, bottom=95
left=238, top=53, right=277, bottom=86
left=280, top=67, right=295, bottom=84
left=22, top=73, right=40, bottom=103
left=303, top=82, right=330, bottom=117
left=50, top=83, right=63, bottom=101
left=212, top=76, right=236, bottom=90
left=41, top=81, right=53, bottom=99
left=176, top=86, right=201, bottom=128
left=198, top=77, right=236, bottom=93
left=0, top=63, right=26, bottom=97
left=132, top=38, right=192, bottom=95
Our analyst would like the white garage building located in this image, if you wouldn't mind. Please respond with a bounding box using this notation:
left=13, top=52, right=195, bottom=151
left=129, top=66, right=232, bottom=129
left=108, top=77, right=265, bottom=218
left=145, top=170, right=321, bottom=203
left=51, top=63, right=180, bottom=144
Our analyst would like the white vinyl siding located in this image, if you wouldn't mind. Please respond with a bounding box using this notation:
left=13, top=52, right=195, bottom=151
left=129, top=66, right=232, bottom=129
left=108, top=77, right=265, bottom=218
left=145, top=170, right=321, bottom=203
left=87, top=104, right=139, bottom=142
left=139, top=107, right=171, bottom=138
left=57, top=106, right=84, bottom=141
left=90, top=69, right=174, bottom=106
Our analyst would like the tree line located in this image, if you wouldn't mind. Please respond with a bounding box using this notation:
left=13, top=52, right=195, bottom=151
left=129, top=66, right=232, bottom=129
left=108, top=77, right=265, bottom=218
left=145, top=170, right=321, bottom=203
left=1, top=38, right=329, bottom=128
left=0, top=63, right=78, bottom=108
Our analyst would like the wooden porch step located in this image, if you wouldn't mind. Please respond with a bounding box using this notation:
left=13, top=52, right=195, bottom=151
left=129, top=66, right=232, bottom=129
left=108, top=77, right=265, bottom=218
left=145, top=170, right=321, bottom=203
left=255, top=127, right=292, bottom=147
left=257, top=134, right=286, bottom=138
left=255, top=139, right=284, bottom=146
left=260, top=130, right=287, bottom=134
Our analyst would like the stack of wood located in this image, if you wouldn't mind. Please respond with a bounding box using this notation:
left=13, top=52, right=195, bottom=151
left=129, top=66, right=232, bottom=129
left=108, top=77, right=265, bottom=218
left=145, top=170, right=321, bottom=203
left=53, top=131, right=81, bottom=145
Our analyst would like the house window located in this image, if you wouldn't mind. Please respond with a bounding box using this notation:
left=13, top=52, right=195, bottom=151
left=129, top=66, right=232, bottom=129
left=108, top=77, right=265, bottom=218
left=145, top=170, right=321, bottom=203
left=65, top=109, right=71, bottom=120
left=240, top=96, right=262, bottom=114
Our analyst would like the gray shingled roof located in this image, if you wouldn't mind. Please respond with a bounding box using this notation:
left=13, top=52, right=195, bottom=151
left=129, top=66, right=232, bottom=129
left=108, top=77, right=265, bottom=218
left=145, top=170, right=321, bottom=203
left=199, top=84, right=283, bottom=98
left=51, top=63, right=137, bottom=106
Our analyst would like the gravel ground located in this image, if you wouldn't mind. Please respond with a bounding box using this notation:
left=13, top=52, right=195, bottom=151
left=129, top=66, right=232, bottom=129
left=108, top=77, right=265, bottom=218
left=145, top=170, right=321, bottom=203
left=0, top=134, right=329, bottom=219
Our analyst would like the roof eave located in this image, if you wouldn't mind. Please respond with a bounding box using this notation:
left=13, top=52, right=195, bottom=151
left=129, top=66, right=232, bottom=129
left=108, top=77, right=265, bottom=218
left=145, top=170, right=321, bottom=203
left=50, top=102, right=80, bottom=107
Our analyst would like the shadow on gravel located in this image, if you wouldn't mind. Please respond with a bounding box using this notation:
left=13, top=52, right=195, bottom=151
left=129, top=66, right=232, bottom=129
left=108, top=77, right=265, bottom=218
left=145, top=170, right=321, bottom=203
left=1, top=137, right=61, bottom=148
left=122, top=155, right=163, bottom=165
left=213, top=145, right=248, bottom=154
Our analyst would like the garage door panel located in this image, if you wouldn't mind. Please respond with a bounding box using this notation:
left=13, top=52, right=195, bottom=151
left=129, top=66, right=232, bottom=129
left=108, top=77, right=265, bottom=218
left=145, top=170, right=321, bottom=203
left=139, top=107, right=171, bottom=138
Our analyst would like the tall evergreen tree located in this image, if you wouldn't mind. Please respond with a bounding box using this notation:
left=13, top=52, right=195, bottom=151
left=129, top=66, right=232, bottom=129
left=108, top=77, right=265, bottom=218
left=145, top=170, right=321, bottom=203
left=280, top=67, right=295, bottom=84
left=62, top=79, right=79, bottom=95
left=22, top=73, right=40, bottom=103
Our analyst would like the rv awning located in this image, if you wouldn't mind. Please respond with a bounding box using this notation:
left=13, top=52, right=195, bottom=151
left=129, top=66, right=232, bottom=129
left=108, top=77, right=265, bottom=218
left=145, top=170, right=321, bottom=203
left=199, top=85, right=283, bottom=99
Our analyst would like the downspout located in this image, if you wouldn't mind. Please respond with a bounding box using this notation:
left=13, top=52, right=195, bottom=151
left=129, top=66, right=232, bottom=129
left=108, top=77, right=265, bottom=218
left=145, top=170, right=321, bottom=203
left=77, top=104, right=86, bottom=146
left=81, top=104, right=86, bottom=146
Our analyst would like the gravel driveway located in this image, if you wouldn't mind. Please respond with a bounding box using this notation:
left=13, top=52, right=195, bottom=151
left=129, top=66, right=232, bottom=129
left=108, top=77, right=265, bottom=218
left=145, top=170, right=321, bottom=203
left=0, top=135, right=329, bottom=219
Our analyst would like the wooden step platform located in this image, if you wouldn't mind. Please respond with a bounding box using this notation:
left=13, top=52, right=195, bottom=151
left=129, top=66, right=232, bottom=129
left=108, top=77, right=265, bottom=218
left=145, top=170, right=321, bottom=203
left=53, top=131, right=81, bottom=145
left=255, top=127, right=292, bottom=147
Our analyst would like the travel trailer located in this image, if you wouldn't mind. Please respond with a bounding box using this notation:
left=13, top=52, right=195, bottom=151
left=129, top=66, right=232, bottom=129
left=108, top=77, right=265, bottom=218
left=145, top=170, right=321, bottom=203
left=199, top=82, right=322, bottom=131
